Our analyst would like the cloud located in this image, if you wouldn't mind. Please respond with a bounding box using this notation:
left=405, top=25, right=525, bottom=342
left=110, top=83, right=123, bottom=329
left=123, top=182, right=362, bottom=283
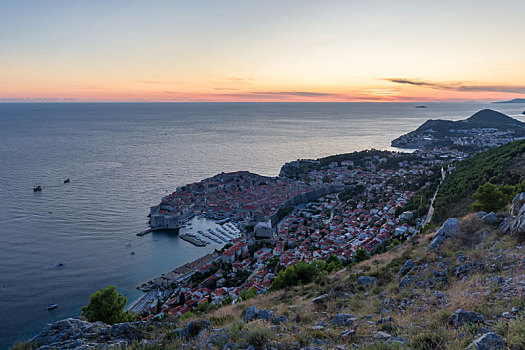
left=212, top=90, right=389, bottom=101
left=0, top=97, right=80, bottom=102
left=249, top=91, right=344, bottom=97
left=139, top=80, right=170, bottom=84
left=221, top=77, right=254, bottom=85
left=386, top=78, right=525, bottom=94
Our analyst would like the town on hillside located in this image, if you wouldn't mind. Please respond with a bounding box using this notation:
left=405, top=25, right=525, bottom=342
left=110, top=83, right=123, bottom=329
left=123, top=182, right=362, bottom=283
left=131, top=145, right=469, bottom=320
left=132, top=112, right=525, bottom=320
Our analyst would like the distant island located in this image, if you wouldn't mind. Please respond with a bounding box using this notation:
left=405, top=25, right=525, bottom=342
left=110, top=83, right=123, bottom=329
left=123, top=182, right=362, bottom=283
left=391, top=109, right=525, bottom=151
left=493, top=98, right=525, bottom=103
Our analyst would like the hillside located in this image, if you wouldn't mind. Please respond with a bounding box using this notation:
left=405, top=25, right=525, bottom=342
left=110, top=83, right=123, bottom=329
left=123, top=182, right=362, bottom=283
left=391, top=109, right=525, bottom=151
left=432, top=140, right=525, bottom=224
left=20, top=204, right=525, bottom=350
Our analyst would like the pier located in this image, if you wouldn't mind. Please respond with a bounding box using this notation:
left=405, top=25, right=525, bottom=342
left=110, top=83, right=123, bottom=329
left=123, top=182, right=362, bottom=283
left=137, top=228, right=179, bottom=236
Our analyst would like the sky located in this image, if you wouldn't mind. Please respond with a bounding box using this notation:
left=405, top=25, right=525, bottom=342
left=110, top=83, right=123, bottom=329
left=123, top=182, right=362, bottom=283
left=1, top=0, right=525, bottom=102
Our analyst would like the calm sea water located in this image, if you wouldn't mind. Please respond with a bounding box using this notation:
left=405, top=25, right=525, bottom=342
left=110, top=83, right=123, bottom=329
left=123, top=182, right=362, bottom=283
left=1, top=102, right=524, bottom=348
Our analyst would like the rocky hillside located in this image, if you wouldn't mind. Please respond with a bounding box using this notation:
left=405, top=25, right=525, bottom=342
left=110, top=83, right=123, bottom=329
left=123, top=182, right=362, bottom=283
left=17, top=194, right=525, bottom=350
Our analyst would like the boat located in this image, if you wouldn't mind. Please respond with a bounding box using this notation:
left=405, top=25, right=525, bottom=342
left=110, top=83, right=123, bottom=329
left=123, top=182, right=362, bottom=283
left=46, top=304, right=58, bottom=310
left=33, top=185, right=42, bottom=192
left=64, top=178, right=70, bottom=183
left=415, top=105, right=427, bottom=108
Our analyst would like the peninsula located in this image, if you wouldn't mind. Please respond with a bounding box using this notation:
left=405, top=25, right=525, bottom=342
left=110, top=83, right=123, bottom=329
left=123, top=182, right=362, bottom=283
left=391, top=109, right=525, bottom=151
left=493, top=98, right=525, bottom=103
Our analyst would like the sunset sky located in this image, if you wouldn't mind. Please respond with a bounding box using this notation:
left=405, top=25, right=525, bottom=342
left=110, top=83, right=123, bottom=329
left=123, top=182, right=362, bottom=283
left=1, top=0, right=525, bottom=102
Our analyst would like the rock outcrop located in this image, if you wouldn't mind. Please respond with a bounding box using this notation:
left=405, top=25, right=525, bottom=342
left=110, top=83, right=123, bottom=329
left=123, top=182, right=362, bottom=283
left=29, top=317, right=154, bottom=350
left=511, top=193, right=525, bottom=238
left=427, top=218, right=460, bottom=250
left=449, top=309, right=484, bottom=326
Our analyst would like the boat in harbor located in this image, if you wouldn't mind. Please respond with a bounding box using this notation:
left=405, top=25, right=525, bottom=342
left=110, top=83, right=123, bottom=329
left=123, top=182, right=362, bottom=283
left=46, top=304, right=58, bottom=310
left=33, top=185, right=42, bottom=192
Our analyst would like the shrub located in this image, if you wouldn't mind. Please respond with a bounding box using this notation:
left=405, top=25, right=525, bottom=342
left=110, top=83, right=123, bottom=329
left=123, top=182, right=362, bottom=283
left=411, top=331, right=447, bottom=350
left=354, top=248, right=370, bottom=263
left=239, top=287, right=257, bottom=301
left=245, top=323, right=275, bottom=349
left=81, top=286, right=131, bottom=324
left=210, top=314, right=236, bottom=327
left=271, top=261, right=314, bottom=290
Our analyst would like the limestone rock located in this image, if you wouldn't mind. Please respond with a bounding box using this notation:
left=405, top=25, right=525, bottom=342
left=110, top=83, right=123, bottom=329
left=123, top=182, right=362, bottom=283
left=498, top=217, right=511, bottom=235
left=397, top=259, right=415, bottom=280
left=482, top=212, right=500, bottom=226
left=449, top=309, right=484, bottom=327
left=357, top=276, right=377, bottom=288
left=244, top=306, right=260, bottom=323
left=174, top=319, right=211, bottom=339
left=331, top=313, right=358, bottom=326
left=510, top=193, right=525, bottom=216
left=312, top=294, right=330, bottom=304
left=466, top=332, right=505, bottom=350
left=511, top=200, right=525, bottom=237
left=427, top=218, right=460, bottom=250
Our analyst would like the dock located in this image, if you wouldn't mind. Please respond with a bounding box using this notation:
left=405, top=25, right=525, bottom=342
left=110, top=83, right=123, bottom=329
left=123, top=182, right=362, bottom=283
left=137, top=227, right=179, bottom=236
left=137, top=228, right=153, bottom=236
left=179, top=234, right=206, bottom=247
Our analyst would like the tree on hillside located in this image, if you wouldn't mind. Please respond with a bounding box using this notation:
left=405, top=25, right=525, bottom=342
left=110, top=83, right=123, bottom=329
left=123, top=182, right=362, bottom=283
left=472, top=182, right=508, bottom=213
left=81, top=285, right=130, bottom=324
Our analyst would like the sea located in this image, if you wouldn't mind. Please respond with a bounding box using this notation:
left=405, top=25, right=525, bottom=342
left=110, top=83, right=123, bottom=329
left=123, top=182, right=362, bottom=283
left=1, top=102, right=524, bottom=348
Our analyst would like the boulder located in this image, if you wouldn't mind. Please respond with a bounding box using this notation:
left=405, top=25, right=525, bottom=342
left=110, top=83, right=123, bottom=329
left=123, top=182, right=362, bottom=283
left=331, top=313, right=358, bottom=326
left=511, top=200, right=525, bottom=237
left=357, top=276, right=378, bottom=288
left=427, top=218, right=460, bottom=251
left=498, top=217, right=511, bottom=235
left=273, top=315, right=288, bottom=325
left=482, top=212, right=500, bottom=226
left=257, top=309, right=274, bottom=322
left=397, top=259, right=415, bottom=280
left=449, top=309, right=484, bottom=327
left=376, top=316, right=393, bottom=325
left=476, top=211, right=488, bottom=219
left=174, top=319, right=211, bottom=339
left=398, top=275, right=414, bottom=290
left=312, top=294, right=330, bottom=304
left=510, top=193, right=525, bottom=216
left=466, top=332, right=505, bottom=350
left=244, top=306, right=259, bottom=323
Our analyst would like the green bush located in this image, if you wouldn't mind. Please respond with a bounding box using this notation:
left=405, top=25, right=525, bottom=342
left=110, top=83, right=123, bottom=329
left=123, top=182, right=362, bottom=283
left=81, top=286, right=131, bottom=324
left=271, top=261, right=322, bottom=290
left=245, top=324, right=275, bottom=349
left=239, top=287, right=257, bottom=301
left=354, top=248, right=370, bottom=263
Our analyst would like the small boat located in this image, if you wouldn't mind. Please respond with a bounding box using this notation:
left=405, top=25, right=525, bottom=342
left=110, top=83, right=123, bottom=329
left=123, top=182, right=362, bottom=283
left=33, top=185, right=42, bottom=192
left=46, top=304, right=58, bottom=310
left=64, top=178, right=70, bottom=184
left=415, top=105, right=427, bottom=109
left=55, top=261, right=65, bottom=267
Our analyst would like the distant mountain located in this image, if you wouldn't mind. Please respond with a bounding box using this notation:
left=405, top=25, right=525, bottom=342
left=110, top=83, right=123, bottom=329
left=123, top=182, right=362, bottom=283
left=391, top=109, right=525, bottom=150
left=494, top=98, right=525, bottom=103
